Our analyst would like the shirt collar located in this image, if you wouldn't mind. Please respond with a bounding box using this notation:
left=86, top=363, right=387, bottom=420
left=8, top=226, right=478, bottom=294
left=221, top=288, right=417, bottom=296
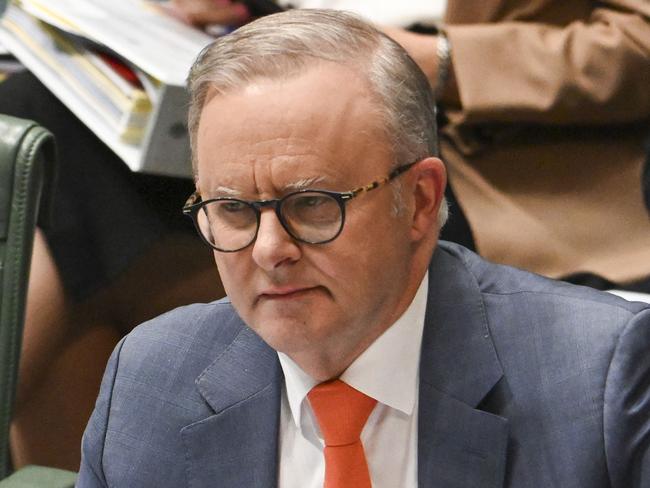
left=278, top=272, right=429, bottom=426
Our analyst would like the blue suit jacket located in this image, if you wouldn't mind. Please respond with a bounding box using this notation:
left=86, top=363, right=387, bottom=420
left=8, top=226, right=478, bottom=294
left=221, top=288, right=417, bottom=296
left=77, top=242, right=650, bottom=487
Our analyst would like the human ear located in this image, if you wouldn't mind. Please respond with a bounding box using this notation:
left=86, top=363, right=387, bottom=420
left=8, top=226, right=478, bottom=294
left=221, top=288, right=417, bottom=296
left=409, top=157, right=447, bottom=242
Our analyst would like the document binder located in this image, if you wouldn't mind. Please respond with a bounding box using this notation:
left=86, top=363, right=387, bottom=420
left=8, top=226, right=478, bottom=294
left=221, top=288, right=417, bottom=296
left=0, top=0, right=215, bottom=177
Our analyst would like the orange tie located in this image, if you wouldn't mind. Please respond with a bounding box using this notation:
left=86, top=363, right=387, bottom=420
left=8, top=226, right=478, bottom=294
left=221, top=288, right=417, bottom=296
left=307, top=380, right=377, bottom=488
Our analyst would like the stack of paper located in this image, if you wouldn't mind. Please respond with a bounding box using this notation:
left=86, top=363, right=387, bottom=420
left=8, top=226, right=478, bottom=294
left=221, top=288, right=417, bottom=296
left=3, top=8, right=152, bottom=143
left=0, top=0, right=215, bottom=177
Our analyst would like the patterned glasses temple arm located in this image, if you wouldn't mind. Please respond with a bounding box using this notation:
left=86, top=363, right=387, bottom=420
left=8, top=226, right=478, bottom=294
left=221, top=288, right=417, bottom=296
left=348, top=160, right=419, bottom=197
left=183, top=191, right=201, bottom=212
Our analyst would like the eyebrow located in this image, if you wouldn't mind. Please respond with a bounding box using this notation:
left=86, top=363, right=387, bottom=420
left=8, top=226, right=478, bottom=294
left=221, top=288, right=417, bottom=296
left=283, top=175, right=328, bottom=192
left=211, top=186, right=243, bottom=197
left=209, top=176, right=329, bottom=198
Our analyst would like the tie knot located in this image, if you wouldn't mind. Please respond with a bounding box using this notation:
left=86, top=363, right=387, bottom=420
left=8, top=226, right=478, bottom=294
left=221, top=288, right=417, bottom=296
left=307, top=380, right=377, bottom=447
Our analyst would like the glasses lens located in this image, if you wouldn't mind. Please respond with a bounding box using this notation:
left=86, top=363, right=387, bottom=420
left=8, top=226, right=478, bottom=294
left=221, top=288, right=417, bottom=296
left=282, top=192, right=343, bottom=243
left=197, top=199, right=258, bottom=251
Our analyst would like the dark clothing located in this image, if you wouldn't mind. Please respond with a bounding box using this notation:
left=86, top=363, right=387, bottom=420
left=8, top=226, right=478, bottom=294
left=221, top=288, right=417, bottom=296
left=0, top=71, right=194, bottom=300
left=636, top=134, right=650, bottom=293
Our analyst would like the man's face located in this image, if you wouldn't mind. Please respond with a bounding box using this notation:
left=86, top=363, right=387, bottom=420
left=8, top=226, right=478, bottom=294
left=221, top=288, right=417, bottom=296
left=196, top=63, right=421, bottom=375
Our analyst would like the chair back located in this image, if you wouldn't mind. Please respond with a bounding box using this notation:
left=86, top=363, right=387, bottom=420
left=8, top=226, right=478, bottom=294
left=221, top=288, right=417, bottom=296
left=0, top=115, right=55, bottom=479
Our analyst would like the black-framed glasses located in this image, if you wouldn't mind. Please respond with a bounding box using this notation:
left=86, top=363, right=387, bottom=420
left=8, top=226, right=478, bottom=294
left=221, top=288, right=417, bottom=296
left=183, top=161, right=418, bottom=252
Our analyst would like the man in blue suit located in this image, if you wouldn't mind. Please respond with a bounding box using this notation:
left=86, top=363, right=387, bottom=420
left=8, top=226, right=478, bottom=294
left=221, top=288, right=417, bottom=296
left=78, top=9, right=650, bottom=488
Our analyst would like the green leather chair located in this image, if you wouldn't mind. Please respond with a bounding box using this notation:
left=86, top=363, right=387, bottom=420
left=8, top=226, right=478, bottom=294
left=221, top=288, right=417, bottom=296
left=0, top=114, right=76, bottom=487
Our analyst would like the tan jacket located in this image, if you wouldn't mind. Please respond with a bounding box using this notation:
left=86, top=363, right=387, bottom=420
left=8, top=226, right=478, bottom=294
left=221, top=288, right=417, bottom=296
left=442, top=0, right=650, bottom=284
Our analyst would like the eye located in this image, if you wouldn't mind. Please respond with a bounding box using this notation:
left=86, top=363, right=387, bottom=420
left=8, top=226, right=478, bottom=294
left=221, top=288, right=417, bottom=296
left=294, top=194, right=331, bottom=208
left=220, top=200, right=249, bottom=213
left=285, top=193, right=340, bottom=224
left=210, top=200, right=256, bottom=229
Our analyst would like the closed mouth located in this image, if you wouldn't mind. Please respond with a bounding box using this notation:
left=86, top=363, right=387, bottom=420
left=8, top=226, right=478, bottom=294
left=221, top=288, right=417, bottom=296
left=257, top=285, right=322, bottom=302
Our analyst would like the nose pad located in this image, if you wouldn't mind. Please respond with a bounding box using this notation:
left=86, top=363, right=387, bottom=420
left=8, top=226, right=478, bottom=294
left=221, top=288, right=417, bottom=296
left=251, top=208, right=301, bottom=270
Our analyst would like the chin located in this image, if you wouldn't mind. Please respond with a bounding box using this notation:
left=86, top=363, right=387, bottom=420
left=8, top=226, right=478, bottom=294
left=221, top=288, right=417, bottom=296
left=251, top=316, right=330, bottom=355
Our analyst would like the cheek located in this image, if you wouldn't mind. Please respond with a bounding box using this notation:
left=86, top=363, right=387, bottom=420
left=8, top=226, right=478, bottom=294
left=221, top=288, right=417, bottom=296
left=339, top=221, right=410, bottom=288
left=311, top=247, right=376, bottom=300
left=213, top=254, right=249, bottom=298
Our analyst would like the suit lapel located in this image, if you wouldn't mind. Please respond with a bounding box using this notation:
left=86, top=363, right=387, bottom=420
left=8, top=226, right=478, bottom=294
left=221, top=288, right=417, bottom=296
left=181, top=325, right=282, bottom=488
left=418, top=246, right=509, bottom=488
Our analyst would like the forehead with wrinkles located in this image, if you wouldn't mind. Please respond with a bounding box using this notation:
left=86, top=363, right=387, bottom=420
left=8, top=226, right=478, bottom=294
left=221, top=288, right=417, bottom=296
left=195, top=62, right=392, bottom=197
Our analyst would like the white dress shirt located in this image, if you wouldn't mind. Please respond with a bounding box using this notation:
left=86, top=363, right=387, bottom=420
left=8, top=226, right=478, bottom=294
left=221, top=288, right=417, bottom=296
left=277, top=273, right=428, bottom=488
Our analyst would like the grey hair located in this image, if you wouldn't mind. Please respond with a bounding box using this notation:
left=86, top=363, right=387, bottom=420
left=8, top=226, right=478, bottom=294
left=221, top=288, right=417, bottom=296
left=187, top=8, right=448, bottom=227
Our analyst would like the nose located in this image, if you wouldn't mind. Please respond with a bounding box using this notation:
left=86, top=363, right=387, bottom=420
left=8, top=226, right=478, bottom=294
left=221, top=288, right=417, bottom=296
left=251, top=208, right=301, bottom=271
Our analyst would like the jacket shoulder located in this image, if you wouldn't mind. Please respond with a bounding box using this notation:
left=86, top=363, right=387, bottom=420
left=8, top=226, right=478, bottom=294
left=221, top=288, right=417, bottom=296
left=436, top=242, right=650, bottom=487
left=79, top=299, right=249, bottom=487
left=119, top=298, right=246, bottom=381
left=440, top=240, right=649, bottom=315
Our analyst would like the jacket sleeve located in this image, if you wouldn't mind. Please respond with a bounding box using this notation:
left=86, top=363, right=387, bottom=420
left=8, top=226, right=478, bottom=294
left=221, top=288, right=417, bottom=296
left=603, top=306, right=650, bottom=488
left=76, top=338, right=127, bottom=488
left=445, top=0, right=650, bottom=124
